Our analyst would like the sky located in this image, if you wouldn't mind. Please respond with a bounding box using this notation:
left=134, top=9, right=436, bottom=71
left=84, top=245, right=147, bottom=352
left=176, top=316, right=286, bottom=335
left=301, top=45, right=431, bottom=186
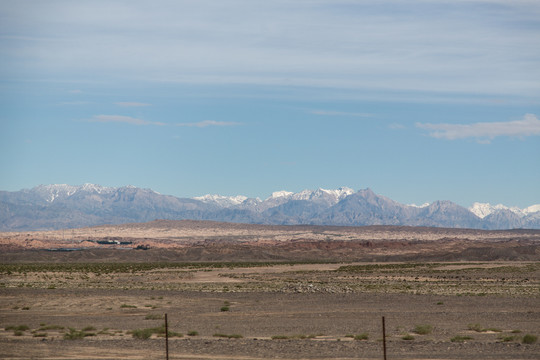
left=1, top=0, right=539, bottom=208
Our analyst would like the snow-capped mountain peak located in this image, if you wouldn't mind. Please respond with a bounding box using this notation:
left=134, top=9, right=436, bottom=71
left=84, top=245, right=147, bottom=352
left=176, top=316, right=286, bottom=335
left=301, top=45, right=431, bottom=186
left=408, top=202, right=430, bottom=208
left=524, top=204, right=540, bottom=215
left=269, top=191, right=294, bottom=199
left=193, top=194, right=248, bottom=207
left=29, top=183, right=116, bottom=202
left=469, top=202, right=540, bottom=219
left=2, top=184, right=540, bottom=231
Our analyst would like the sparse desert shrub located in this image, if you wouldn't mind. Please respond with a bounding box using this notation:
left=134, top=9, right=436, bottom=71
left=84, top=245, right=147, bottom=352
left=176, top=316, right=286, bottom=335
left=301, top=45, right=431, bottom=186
left=13, top=330, right=24, bottom=336
left=271, top=335, right=289, bottom=340
left=451, top=335, right=473, bottom=342
left=63, top=327, right=96, bottom=340
left=511, top=329, right=522, bottom=334
left=130, top=328, right=154, bottom=339
left=145, top=314, right=163, bottom=320
left=220, top=306, right=230, bottom=312
left=158, top=331, right=183, bottom=338
left=82, top=326, right=96, bottom=332
left=522, top=334, right=537, bottom=344
left=39, top=324, right=64, bottom=331
left=187, top=331, right=199, bottom=336
left=414, top=324, right=432, bottom=335
left=130, top=325, right=181, bottom=339
left=354, top=333, right=369, bottom=340
left=468, top=323, right=484, bottom=332
left=120, top=304, right=137, bottom=308
left=213, top=333, right=243, bottom=339
left=5, top=325, right=30, bottom=331
left=64, top=328, right=86, bottom=340
left=402, top=334, right=415, bottom=341
left=499, top=335, right=518, bottom=342
left=33, top=332, right=47, bottom=337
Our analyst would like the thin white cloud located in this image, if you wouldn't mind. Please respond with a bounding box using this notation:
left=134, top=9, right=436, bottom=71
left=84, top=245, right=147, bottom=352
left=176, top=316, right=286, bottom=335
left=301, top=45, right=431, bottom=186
left=115, top=102, right=151, bottom=107
left=3, top=1, right=539, bottom=102
left=310, top=110, right=373, bottom=117
left=89, top=116, right=239, bottom=128
left=90, top=115, right=165, bottom=126
left=175, top=120, right=241, bottom=128
left=388, top=123, right=405, bottom=130
left=416, top=113, right=540, bottom=142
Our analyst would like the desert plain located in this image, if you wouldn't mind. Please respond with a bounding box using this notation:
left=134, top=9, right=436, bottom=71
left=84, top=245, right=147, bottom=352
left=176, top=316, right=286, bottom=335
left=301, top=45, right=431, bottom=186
left=0, top=220, right=539, bottom=359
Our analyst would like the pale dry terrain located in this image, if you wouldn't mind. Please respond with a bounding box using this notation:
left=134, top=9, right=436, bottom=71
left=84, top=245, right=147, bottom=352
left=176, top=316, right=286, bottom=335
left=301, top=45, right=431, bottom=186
left=0, top=221, right=539, bottom=359
left=1, top=220, right=539, bottom=263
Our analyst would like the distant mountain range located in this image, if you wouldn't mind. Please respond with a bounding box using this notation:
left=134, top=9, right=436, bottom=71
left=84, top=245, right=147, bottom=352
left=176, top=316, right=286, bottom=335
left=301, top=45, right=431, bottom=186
left=0, top=184, right=539, bottom=231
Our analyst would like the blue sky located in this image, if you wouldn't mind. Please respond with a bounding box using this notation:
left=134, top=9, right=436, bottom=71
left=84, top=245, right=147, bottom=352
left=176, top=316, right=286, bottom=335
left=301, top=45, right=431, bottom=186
left=1, top=0, right=539, bottom=208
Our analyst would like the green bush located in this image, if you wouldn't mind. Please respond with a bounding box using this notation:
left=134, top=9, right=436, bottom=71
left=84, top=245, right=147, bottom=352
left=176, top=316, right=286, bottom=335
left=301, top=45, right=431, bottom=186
left=145, top=314, right=163, bottom=320
left=5, top=325, right=29, bottom=331
left=39, top=324, right=64, bottom=331
left=414, top=324, right=432, bottom=335
left=187, top=331, right=199, bottom=336
left=213, top=333, right=243, bottom=339
left=130, top=328, right=154, bottom=339
left=499, top=335, right=518, bottom=342
left=64, top=328, right=86, bottom=340
left=354, top=333, right=369, bottom=340
left=468, top=323, right=484, bottom=332
left=451, top=335, right=473, bottom=342
left=522, top=334, right=537, bottom=344
left=120, top=304, right=137, bottom=308
left=402, top=334, right=414, bottom=341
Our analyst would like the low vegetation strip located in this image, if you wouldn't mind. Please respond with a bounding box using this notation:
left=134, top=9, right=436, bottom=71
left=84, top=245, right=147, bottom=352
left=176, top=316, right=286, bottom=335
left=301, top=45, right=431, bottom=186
left=0, top=261, right=328, bottom=274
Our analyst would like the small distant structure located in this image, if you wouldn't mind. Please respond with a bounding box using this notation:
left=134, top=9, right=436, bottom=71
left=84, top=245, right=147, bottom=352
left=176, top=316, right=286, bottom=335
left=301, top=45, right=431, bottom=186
left=97, top=240, right=121, bottom=245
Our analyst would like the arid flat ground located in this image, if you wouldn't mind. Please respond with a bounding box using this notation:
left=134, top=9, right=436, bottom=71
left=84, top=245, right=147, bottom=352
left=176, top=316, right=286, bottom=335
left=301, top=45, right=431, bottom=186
left=0, top=221, right=539, bottom=359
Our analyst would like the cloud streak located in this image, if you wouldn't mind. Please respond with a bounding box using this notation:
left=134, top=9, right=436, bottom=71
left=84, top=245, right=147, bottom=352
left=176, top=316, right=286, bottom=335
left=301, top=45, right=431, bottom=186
left=310, top=110, right=373, bottom=117
left=89, top=116, right=240, bottom=128
left=416, top=114, right=540, bottom=142
left=115, top=102, right=151, bottom=107
left=175, top=120, right=241, bottom=128
left=90, top=115, right=165, bottom=126
left=3, top=1, right=539, bottom=102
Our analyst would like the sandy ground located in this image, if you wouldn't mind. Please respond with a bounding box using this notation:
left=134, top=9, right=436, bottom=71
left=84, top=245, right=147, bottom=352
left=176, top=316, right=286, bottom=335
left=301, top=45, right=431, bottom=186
left=1, top=261, right=539, bottom=359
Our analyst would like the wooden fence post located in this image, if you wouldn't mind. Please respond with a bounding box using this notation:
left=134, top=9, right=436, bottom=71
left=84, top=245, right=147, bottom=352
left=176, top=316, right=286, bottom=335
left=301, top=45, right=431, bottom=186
left=382, top=316, right=387, bottom=360
left=165, top=313, right=169, bottom=360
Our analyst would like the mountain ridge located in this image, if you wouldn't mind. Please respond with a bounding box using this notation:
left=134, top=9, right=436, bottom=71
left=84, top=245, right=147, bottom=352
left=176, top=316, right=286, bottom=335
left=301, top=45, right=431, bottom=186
left=0, top=184, right=538, bottom=231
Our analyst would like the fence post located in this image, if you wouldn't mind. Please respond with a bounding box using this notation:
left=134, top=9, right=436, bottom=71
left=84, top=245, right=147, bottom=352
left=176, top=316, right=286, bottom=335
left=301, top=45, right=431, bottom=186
left=165, top=313, right=169, bottom=360
left=382, top=316, right=387, bottom=360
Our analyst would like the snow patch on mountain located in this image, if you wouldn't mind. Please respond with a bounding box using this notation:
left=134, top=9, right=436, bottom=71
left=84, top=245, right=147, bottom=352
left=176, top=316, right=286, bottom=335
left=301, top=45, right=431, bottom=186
left=469, top=202, right=540, bottom=219
left=269, top=191, right=294, bottom=199
left=408, top=202, right=430, bottom=208
left=29, top=183, right=118, bottom=202
left=194, top=194, right=248, bottom=207
left=524, top=204, right=540, bottom=215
